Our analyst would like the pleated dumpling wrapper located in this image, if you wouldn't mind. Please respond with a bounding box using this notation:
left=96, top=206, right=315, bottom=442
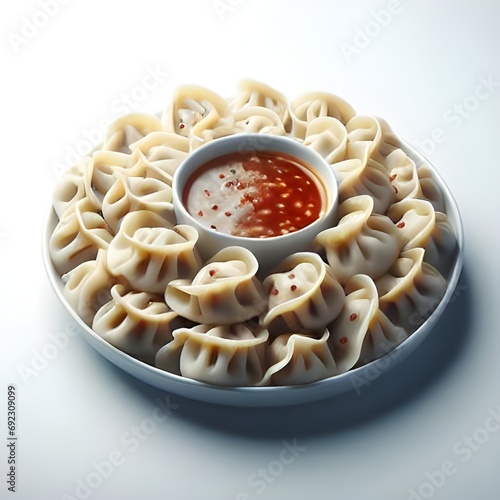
left=107, top=210, right=201, bottom=294
left=166, top=246, right=267, bottom=325
left=155, top=323, right=269, bottom=386
left=261, top=252, right=345, bottom=335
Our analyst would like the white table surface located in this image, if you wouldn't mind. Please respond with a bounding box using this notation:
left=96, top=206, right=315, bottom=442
left=2, top=1, right=499, bottom=499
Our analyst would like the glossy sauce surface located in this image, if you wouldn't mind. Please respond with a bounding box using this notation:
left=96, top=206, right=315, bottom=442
left=183, top=151, right=324, bottom=238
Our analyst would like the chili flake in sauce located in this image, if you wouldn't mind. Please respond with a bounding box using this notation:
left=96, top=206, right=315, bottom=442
left=183, top=152, right=324, bottom=238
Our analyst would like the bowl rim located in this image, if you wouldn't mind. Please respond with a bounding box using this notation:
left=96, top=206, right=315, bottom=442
left=42, top=137, right=464, bottom=407
left=171, top=133, right=338, bottom=242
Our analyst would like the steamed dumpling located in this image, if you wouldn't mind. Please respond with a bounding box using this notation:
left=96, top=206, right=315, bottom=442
left=333, top=157, right=395, bottom=214
left=52, top=156, right=92, bottom=219
left=376, top=248, right=447, bottom=332
left=163, top=84, right=234, bottom=149
left=165, top=246, right=267, bottom=325
left=357, top=308, right=408, bottom=366
left=327, top=274, right=379, bottom=372
left=387, top=198, right=436, bottom=250
left=330, top=116, right=394, bottom=212
left=303, top=117, right=348, bottom=164
left=49, top=197, right=113, bottom=275
left=130, top=131, right=189, bottom=186
left=155, top=323, right=268, bottom=386
left=232, top=106, right=287, bottom=136
left=387, top=199, right=457, bottom=277
left=88, top=150, right=140, bottom=202
left=101, top=173, right=176, bottom=234
left=345, top=115, right=383, bottom=167
left=260, top=330, right=340, bottom=386
left=93, top=284, right=183, bottom=364
left=261, top=252, right=345, bottom=335
left=229, top=80, right=292, bottom=133
left=424, top=211, right=458, bottom=277
left=62, top=249, right=117, bottom=326
left=417, top=164, right=447, bottom=213
left=314, top=195, right=401, bottom=285
left=385, top=148, right=423, bottom=201
left=291, top=90, right=356, bottom=139
left=107, top=210, right=201, bottom=294
left=102, top=113, right=163, bottom=154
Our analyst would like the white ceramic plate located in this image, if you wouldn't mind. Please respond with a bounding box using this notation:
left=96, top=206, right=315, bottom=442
left=42, top=141, right=464, bottom=407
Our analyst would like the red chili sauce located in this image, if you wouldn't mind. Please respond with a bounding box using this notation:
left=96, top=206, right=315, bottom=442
left=183, top=151, right=324, bottom=238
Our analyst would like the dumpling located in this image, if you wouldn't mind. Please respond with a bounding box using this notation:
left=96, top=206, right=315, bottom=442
left=385, top=148, right=423, bottom=201
left=326, top=274, right=379, bottom=372
left=332, top=115, right=395, bottom=213
left=371, top=116, right=403, bottom=159
left=49, top=197, right=113, bottom=275
left=375, top=248, right=447, bottom=332
left=334, top=157, right=395, bottom=214
left=424, top=211, right=458, bottom=277
left=101, top=173, right=176, bottom=234
left=165, top=246, right=267, bottom=325
left=93, top=284, right=183, bottom=364
left=229, top=80, right=292, bottom=133
left=314, top=195, right=401, bottom=285
left=387, top=198, right=436, bottom=251
left=107, top=210, right=201, bottom=294
left=357, top=308, right=408, bottom=366
left=345, top=115, right=382, bottom=166
left=417, top=164, right=446, bottom=213
left=155, top=323, right=269, bottom=386
left=88, top=150, right=140, bottom=202
left=377, top=116, right=402, bottom=156
left=261, top=252, right=345, bottom=335
left=232, top=106, right=287, bottom=136
left=163, top=84, right=234, bottom=149
left=327, top=275, right=407, bottom=369
left=102, top=113, right=163, bottom=154
left=291, top=90, right=356, bottom=139
left=302, top=116, right=348, bottom=164
left=259, top=330, right=340, bottom=386
left=386, top=200, right=458, bottom=276
left=52, top=156, right=92, bottom=219
left=130, top=131, right=189, bottom=186
left=62, top=249, right=117, bottom=325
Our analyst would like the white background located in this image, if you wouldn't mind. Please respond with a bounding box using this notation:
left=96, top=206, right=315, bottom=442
left=1, top=1, right=499, bottom=499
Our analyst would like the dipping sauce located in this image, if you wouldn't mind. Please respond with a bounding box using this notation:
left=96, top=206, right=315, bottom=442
left=183, top=151, right=325, bottom=238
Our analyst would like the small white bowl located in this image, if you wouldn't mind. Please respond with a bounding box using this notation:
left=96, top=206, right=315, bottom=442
left=172, top=134, right=338, bottom=274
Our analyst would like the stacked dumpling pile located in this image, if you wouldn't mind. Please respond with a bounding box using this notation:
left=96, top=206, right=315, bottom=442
left=49, top=80, right=458, bottom=386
